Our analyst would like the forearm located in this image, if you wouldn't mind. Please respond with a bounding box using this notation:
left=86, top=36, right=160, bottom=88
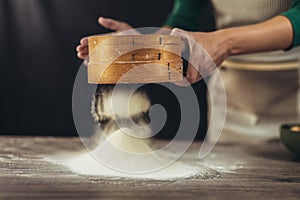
left=216, top=16, right=294, bottom=57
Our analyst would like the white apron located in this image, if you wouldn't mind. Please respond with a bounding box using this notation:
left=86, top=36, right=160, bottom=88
left=208, top=0, right=299, bottom=139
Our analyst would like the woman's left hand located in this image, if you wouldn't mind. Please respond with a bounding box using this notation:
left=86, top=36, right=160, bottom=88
left=171, top=28, right=230, bottom=85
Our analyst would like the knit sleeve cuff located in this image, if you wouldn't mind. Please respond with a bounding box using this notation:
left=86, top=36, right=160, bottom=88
left=282, top=7, right=300, bottom=48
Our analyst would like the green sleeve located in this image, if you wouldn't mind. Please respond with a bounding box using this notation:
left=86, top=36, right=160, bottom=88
left=282, top=0, right=300, bottom=47
left=164, top=0, right=205, bottom=31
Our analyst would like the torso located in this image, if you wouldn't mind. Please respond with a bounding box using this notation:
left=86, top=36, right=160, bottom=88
left=211, top=0, right=292, bottom=29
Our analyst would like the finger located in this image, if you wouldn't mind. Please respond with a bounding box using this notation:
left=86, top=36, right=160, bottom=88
left=78, top=53, right=88, bottom=60
left=76, top=45, right=88, bottom=54
left=170, top=28, right=189, bottom=43
left=170, top=28, right=188, bottom=36
left=77, top=52, right=88, bottom=60
left=80, top=37, right=88, bottom=45
left=98, top=17, right=130, bottom=31
left=170, top=28, right=191, bottom=55
left=186, top=62, right=202, bottom=84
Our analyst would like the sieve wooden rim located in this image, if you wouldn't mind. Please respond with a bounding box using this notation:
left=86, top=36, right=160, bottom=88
left=87, top=34, right=183, bottom=84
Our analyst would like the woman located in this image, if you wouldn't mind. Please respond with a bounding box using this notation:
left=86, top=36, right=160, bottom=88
left=77, top=0, right=300, bottom=138
left=77, top=0, right=300, bottom=71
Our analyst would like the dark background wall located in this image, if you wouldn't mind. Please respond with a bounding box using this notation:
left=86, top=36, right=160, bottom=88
left=0, top=0, right=214, bottom=137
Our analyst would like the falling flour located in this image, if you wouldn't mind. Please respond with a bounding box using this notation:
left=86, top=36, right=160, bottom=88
left=50, top=85, right=222, bottom=180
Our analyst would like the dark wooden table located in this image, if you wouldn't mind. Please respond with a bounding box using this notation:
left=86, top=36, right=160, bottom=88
left=0, top=133, right=299, bottom=200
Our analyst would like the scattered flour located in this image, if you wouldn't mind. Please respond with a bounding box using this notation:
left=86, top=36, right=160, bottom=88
left=51, top=128, right=220, bottom=180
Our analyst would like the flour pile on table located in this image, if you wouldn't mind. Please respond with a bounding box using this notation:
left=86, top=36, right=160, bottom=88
left=62, top=129, right=219, bottom=180
left=56, top=85, right=220, bottom=180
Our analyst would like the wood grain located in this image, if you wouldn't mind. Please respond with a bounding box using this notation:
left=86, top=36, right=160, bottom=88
left=0, top=133, right=299, bottom=200
left=88, top=35, right=183, bottom=84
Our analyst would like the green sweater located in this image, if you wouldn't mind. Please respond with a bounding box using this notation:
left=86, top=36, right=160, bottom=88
left=165, top=0, right=300, bottom=48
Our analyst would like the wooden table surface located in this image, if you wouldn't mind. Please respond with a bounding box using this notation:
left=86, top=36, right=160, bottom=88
left=0, top=133, right=299, bottom=200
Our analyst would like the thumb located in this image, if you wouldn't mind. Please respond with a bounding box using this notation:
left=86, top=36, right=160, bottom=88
left=170, top=28, right=188, bottom=36
left=170, top=28, right=190, bottom=52
left=171, top=28, right=201, bottom=84
left=98, top=17, right=132, bottom=32
left=171, top=28, right=216, bottom=81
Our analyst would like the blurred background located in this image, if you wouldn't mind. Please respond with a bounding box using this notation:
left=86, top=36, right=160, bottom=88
left=0, top=0, right=214, bottom=138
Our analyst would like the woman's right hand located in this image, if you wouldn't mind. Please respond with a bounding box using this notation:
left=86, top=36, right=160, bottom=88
left=76, top=17, right=133, bottom=60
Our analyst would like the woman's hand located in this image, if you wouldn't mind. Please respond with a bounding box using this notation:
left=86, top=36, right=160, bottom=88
left=76, top=17, right=133, bottom=59
left=171, top=28, right=230, bottom=85
left=171, top=16, right=293, bottom=85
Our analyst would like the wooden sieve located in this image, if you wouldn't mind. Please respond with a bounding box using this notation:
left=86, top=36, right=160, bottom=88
left=88, top=35, right=183, bottom=84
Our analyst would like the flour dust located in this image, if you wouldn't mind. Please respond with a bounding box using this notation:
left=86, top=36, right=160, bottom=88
left=50, top=85, right=222, bottom=180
